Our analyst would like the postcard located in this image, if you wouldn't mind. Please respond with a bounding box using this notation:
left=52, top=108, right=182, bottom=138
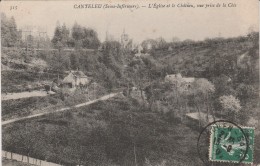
left=1, top=0, right=259, bottom=165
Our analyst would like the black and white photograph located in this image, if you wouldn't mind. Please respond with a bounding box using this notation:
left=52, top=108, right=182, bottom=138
left=0, top=0, right=259, bottom=165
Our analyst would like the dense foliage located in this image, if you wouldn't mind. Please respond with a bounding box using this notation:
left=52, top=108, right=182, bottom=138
left=1, top=13, right=20, bottom=47
left=52, top=22, right=100, bottom=49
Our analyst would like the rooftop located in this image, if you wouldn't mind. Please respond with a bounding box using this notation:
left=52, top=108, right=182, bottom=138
left=186, top=112, right=216, bottom=123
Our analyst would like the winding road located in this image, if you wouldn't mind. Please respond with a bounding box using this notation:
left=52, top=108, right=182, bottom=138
left=2, top=92, right=120, bottom=125
left=1, top=90, right=55, bottom=101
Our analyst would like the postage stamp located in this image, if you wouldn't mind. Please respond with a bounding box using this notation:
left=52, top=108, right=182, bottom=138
left=209, top=125, right=254, bottom=163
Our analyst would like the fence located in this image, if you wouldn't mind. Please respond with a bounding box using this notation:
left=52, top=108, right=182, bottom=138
left=2, top=150, right=61, bottom=166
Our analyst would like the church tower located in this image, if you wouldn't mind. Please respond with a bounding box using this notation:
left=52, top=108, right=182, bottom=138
left=121, top=28, right=129, bottom=48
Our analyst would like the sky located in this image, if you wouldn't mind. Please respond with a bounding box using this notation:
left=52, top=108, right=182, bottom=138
left=0, top=0, right=258, bottom=43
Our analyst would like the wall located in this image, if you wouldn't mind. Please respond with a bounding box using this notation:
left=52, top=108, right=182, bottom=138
left=2, top=150, right=61, bottom=166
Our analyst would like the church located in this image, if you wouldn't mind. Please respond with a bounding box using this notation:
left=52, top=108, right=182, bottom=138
left=121, top=29, right=133, bottom=49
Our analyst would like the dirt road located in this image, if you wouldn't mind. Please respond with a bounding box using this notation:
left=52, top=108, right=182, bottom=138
left=2, top=92, right=120, bottom=125
left=2, top=90, right=55, bottom=101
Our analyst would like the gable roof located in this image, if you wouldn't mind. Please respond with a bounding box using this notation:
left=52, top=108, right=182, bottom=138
left=63, top=73, right=75, bottom=83
left=186, top=112, right=216, bottom=123
left=71, top=71, right=87, bottom=78
left=182, top=77, right=195, bottom=83
left=165, top=73, right=195, bottom=84
left=63, top=71, right=89, bottom=84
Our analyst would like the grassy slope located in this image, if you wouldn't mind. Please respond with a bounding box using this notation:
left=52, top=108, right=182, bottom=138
left=1, top=70, right=62, bottom=93
left=2, top=96, right=203, bottom=166
left=1, top=47, right=64, bottom=93
left=1, top=95, right=63, bottom=121
left=153, top=39, right=257, bottom=77
left=1, top=90, right=100, bottom=121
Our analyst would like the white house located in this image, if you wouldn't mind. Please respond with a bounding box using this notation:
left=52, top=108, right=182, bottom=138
left=135, top=45, right=144, bottom=57
left=237, top=52, right=251, bottom=69
left=165, top=73, right=195, bottom=91
left=63, top=71, right=90, bottom=89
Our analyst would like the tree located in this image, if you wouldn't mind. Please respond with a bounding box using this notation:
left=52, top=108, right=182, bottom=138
left=82, top=28, right=100, bottom=49
left=52, top=23, right=63, bottom=48
left=102, top=41, right=124, bottom=78
left=52, top=22, right=71, bottom=49
left=70, top=53, right=80, bottom=70
left=219, top=95, right=241, bottom=121
left=71, top=23, right=83, bottom=41
left=193, top=78, right=215, bottom=122
left=61, top=24, right=70, bottom=47
left=102, top=68, right=117, bottom=92
left=141, top=39, right=157, bottom=52
left=9, top=16, right=18, bottom=46
left=236, top=83, right=256, bottom=103
left=213, top=74, right=235, bottom=97
left=247, top=25, right=258, bottom=46
left=182, top=39, right=195, bottom=46
left=127, top=58, right=151, bottom=104
left=49, top=51, right=68, bottom=73
left=1, top=13, right=20, bottom=47
left=172, top=37, right=180, bottom=43
left=71, top=23, right=100, bottom=49
left=156, top=37, right=167, bottom=49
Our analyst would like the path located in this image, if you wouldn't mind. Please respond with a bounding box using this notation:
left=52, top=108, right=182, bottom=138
left=2, top=90, right=55, bottom=101
left=2, top=92, right=120, bottom=125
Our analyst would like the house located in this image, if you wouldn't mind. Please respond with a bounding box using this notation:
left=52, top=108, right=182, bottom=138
left=62, top=71, right=90, bottom=89
left=146, top=43, right=152, bottom=50
left=182, top=77, right=195, bottom=89
left=135, top=45, right=145, bottom=57
left=165, top=73, right=195, bottom=91
left=129, top=86, right=147, bottom=101
left=237, top=52, right=251, bottom=69
left=184, top=112, right=217, bottom=130
left=168, top=46, right=173, bottom=51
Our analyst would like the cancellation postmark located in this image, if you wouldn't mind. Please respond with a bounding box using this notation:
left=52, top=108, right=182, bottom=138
left=209, top=125, right=254, bottom=164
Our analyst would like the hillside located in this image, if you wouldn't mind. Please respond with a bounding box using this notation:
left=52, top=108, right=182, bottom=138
left=150, top=34, right=258, bottom=81
left=1, top=32, right=259, bottom=166
left=130, top=34, right=259, bottom=125
left=2, top=96, right=203, bottom=166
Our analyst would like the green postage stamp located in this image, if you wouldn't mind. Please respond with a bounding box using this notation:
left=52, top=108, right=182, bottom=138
left=209, top=125, right=254, bottom=163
